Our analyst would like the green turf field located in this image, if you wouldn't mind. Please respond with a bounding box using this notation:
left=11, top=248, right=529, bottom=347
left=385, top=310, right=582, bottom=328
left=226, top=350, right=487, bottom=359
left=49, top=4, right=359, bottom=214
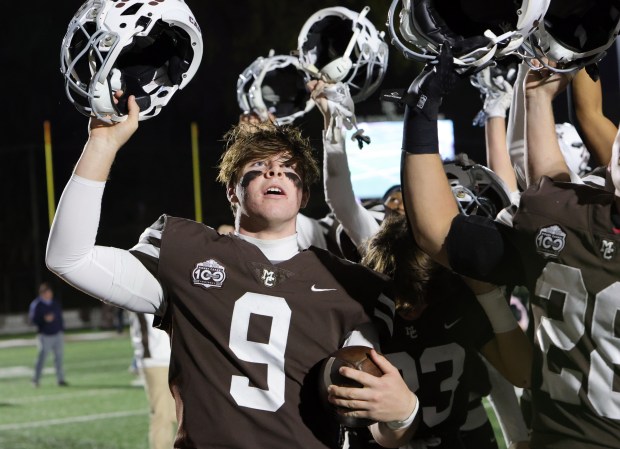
left=0, top=332, right=150, bottom=449
left=0, top=331, right=507, bottom=449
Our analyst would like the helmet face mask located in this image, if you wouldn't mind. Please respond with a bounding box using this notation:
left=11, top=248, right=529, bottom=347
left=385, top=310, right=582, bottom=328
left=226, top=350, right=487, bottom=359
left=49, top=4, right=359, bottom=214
left=443, top=157, right=511, bottom=218
left=61, top=0, right=203, bottom=122
left=388, top=0, right=550, bottom=72
left=237, top=53, right=314, bottom=125
left=298, top=6, right=389, bottom=102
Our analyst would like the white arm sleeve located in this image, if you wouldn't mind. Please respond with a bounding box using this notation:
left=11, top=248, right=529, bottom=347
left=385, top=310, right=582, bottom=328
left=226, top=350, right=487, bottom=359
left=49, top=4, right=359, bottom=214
left=506, top=62, right=527, bottom=189
left=46, top=175, right=165, bottom=314
left=296, top=213, right=328, bottom=250
left=323, top=131, right=380, bottom=252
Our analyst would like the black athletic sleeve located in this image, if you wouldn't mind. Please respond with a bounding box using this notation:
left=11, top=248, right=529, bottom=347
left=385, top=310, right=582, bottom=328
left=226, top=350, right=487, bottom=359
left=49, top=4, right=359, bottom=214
left=446, top=214, right=525, bottom=286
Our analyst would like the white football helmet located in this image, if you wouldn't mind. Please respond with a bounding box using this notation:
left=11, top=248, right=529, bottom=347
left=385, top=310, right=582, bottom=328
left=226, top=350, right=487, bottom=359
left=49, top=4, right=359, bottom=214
left=237, top=51, right=314, bottom=125
left=522, top=0, right=620, bottom=72
left=443, top=155, right=512, bottom=218
left=388, top=0, right=550, bottom=72
left=297, top=6, right=389, bottom=102
left=60, top=0, right=203, bottom=122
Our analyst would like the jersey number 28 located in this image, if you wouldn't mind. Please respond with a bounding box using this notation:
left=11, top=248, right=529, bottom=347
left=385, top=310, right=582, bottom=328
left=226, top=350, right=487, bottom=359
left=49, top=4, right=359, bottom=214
left=536, top=262, right=620, bottom=419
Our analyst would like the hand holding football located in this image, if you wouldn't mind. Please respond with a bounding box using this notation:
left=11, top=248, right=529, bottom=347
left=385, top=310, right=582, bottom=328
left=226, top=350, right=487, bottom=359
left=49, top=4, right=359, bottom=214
left=319, top=346, right=383, bottom=427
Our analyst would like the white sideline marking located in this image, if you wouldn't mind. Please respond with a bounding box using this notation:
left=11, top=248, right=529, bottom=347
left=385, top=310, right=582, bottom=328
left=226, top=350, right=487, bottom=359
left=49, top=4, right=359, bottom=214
left=0, top=409, right=147, bottom=431
left=8, top=389, right=125, bottom=404
left=0, top=366, right=33, bottom=378
left=0, top=331, right=120, bottom=349
left=0, top=356, right=130, bottom=379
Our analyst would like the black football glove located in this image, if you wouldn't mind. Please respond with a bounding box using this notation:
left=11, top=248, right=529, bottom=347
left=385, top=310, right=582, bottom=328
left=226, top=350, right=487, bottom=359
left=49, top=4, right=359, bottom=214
left=405, top=44, right=460, bottom=120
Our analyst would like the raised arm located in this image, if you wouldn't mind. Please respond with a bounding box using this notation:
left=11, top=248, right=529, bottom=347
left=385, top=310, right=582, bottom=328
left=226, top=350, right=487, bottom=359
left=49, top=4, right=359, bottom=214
left=46, top=97, right=165, bottom=314
left=308, top=80, right=381, bottom=250
left=471, top=65, right=519, bottom=195
left=506, top=62, right=528, bottom=189
left=571, top=68, right=616, bottom=166
left=401, top=46, right=461, bottom=267
left=523, top=67, right=574, bottom=184
left=74, top=97, right=140, bottom=181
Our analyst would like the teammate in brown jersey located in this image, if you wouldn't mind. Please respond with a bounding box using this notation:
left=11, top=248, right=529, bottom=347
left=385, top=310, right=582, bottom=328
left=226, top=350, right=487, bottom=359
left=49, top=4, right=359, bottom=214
left=46, top=95, right=420, bottom=449
left=328, top=213, right=531, bottom=449
left=400, top=44, right=620, bottom=449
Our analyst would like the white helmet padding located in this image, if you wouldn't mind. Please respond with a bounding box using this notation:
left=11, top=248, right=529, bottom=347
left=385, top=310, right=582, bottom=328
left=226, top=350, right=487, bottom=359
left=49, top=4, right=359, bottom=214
left=523, top=0, right=620, bottom=72
left=388, top=0, right=550, bottom=72
left=237, top=52, right=314, bottom=125
left=61, top=0, right=203, bottom=122
left=297, top=6, right=389, bottom=102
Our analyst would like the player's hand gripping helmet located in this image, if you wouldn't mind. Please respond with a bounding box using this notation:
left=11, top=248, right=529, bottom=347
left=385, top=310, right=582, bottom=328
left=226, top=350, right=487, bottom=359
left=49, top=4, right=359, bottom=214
left=443, top=155, right=512, bottom=218
left=61, top=0, right=203, bottom=122
left=237, top=51, right=314, bottom=125
left=388, top=0, right=550, bottom=73
left=522, top=0, right=620, bottom=73
left=297, top=6, right=389, bottom=102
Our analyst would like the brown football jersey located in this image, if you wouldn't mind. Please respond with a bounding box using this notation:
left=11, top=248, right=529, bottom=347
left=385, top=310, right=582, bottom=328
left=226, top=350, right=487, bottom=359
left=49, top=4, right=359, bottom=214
left=509, top=178, right=620, bottom=449
left=130, top=216, right=394, bottom=449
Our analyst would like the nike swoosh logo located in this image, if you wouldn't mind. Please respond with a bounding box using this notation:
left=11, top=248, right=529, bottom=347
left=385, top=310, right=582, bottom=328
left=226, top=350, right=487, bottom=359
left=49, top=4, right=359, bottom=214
left=311, top=284, right=337, bottom=292
left=444, top=318, right=462, bottom=330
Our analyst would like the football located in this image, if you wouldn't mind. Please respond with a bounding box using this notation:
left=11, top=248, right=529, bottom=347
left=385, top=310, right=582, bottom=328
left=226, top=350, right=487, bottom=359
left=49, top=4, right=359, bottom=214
left=319, top=346, right=383, bottom=427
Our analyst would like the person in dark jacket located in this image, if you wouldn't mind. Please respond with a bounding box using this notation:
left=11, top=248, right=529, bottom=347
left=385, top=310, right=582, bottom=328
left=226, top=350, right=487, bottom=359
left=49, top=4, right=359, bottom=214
left=28, top=282, right=67, bottom=387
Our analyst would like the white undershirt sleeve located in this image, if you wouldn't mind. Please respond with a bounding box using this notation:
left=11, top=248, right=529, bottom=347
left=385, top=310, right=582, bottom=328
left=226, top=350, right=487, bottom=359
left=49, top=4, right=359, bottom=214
left=323, top=131, right=380, bottom=252
left=46, top=174, right=165, bottom=314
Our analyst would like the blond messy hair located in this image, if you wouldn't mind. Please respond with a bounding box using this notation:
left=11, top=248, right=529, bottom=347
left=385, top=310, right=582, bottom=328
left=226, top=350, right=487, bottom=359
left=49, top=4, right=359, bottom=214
left=361, top=214, right=440, bottom=315
left=217, top=121, right=320, bottom=190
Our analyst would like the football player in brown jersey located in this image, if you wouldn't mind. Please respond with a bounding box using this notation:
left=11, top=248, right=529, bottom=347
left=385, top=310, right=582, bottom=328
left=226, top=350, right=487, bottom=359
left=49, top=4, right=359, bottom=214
left=309, top=76, right=530, bottom=449
left=46, top=94, right=419, bottom=449
left=400, top=44, right=620, bottom=449
left=328, top=213, right=532, bottom=449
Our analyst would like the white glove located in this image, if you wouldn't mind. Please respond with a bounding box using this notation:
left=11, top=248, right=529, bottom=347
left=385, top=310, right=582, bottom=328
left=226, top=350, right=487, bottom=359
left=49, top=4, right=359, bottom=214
left=471, top=66, right=514, bottom=126
left=321, top=82, right=370, bottom=148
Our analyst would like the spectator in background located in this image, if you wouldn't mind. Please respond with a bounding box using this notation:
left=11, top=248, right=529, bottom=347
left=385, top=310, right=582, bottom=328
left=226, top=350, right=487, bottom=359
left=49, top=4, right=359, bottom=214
left=28, top=282, right=67, bottom=387
left=128, top=312, right=177, bottom=449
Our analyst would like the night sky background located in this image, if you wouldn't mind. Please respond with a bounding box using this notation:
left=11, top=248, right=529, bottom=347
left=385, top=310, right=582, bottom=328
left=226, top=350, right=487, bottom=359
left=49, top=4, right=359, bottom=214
left=2, top=0, right=619, bottom=314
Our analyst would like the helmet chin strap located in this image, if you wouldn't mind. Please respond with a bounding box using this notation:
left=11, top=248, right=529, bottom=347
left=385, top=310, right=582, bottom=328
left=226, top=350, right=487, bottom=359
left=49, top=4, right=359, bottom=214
left=91, top=68, right=123, bottom=120
left=91, top=67, right=153, bottom=120
left=320, top=6, right=370, bottom=82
